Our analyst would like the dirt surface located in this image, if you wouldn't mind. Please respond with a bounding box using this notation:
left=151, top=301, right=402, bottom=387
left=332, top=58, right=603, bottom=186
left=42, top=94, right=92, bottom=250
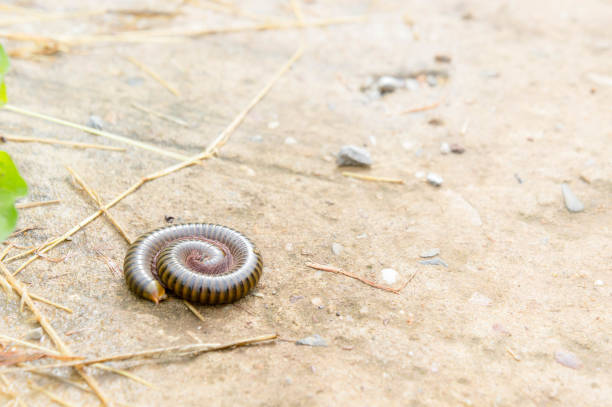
left=1, top=0, right=611, bottom=406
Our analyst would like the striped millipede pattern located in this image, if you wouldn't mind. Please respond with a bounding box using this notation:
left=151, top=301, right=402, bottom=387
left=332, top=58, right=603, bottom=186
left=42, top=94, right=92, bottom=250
left=124, top=223, right=262, bottom=304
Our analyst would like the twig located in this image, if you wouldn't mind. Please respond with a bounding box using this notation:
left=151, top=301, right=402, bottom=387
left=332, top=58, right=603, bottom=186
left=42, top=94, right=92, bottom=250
left=28, top=382, right=78, bottom=407
left=505, top=346, right=521, bottom=361
left=12, top=46, right=304, bottom=276
left=66, top=166, right=133, bottom=244
left=131, top=103, right=189, bottom=127
left=125, top=56, right=180, bottom=96
left=305, top=262, right=406, bottom=294
left=342, top=172, right=404, bottom=184
left=183, top=300, right=206, bottom=323
left=1, top=105, right=189, bottom=161
left=0, top=262, right=111, bottom=406
left=1, top=134, right=125, bottom=151
left=399, top=101, right=441, bottom=114
left=14, top=333, right=277, bottom=371
left=14, top=200, right=60, bottom=209
left=7, top=227, right=37, bottom=238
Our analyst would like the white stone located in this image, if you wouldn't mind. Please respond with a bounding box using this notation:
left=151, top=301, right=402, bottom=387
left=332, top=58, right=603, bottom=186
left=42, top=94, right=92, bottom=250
left=380, top=268, right=398, bottom=284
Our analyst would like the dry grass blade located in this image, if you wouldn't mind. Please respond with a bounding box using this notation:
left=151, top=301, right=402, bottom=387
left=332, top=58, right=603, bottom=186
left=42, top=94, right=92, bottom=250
left=183, top=300, right=206, bottom=323
left=305, top=262, right=408, bottom=294
left=0, top=262, right=111, bottom=406
left=10, top=46, right=304, bottom=277
left=66, top=166, right=133, bottom=244
left=290, top=0, right=305, bottom=24
left=1, top=134, right=125, bottom=151
left=342, top=172, right=404, bottom=184
left=94, top=249, right=122, bottom=278
left=0, top=9, right=105, bottom=27
left=1, top=105, right=189, bottom=161
left=14, top=333, right=277, bottom=371
left=399, top=101, right=441, bottom=114
left=14, top=200, right=60, bottom=209
left=131, top=102, right=190, bottom=127
left=28, top=382, right=79, bottom=407
left=125, top=56, right=180, bottom=96
left=94, top=364, right=154, bottom=388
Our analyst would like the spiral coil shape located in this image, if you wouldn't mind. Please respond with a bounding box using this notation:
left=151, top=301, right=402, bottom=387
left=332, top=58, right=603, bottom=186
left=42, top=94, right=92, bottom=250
left=124, top=224, right=262, bottom=304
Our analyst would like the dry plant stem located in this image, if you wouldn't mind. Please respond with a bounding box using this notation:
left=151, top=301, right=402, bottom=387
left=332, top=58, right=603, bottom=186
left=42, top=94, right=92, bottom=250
left=0, top=262, right=110, bottom=406
left=66, top=166, right=133, bottom=244
left=290, top=0, right=305, bottom=24
left=0, top=9, right=105, bottom=27
left=2, top=134, right=125, bottom=151
left=94, top=364, right=153, bottom=388
left=305, top=262, right=406, bottom=294
left=131, top=103, right=189, bottom=127
left=1, top=105, right=189, bottom=161
left=28, top=382, right=78, bottom=407
left=342, top=172, right=404, bottom=184
left=17, top=333, right=278, bottom=371
left=183, top=300, right=206, bottom=323
left=399, top=101, right=441, bottom=114
left=13, top=46, right=303, bottom=276
left=125, top=56, right=180, bottom=96
left=14, top=200, right=60, bottom=209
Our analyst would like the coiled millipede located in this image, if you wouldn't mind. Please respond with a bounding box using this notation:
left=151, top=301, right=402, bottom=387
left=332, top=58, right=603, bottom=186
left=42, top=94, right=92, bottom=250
left=124, top=223, right=262, bottom=304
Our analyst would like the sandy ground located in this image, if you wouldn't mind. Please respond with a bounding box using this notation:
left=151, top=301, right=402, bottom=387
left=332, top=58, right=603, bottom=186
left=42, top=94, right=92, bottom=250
left=0, top=0, right=611, bottom=406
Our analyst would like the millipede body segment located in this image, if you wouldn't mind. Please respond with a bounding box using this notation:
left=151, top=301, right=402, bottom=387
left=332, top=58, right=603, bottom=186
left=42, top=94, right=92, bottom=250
left=124, top=223, right=262, bottom=304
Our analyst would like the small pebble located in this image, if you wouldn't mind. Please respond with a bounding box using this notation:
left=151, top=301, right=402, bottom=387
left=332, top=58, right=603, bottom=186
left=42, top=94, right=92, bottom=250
left=562, top=184, right=584, bottom=213
left=420, top=248, right=440, bottom=258
left=426, top=173, right=443, bottom=187
left=419, top=257, right=448, bottom=267
left=285, top=243, right=293, bottom=252
left=268, top=121, right=280, bottom=129
left=376, top=76, right=405, bottom=94
left=435, top=55, right=452, bottom=63
left=296, top=334, right=328, bottom=347
left=430, top=363, right=439, bottom=373
left=426, top=75, right=438, bottom=87
left=284, top=137, right=297, bottom=145
left=380, top=268, right=398, bottom=285
left=331, top=243, right=343, bottom=255
left=289, top=295, right=303, bottom=303
left=311, top=297, right=323, bottom=308
left=440, top=143, right=451, bottom=155
left=468, top=292, right=492, bottom=306
left=514, top=173, right=523, bottom=184
left=405, top=79, right=419, bottom=91
left=369, top=135, right=377, bottom=146
left=87, top=115, right=104, bottom=130
left=25, top=327, right=43, bottom=341
left=402, top=141, right=414, bottom=150
left=450, top=143, right=465, bottom=154
left=428, top=118, right=444, bottom=126
left=594, top=280, right=604, bottom=287
left=250, top=135, right=263, bottom=143
left=414, top=171, right=426, bottom=179
left=554, top=350, right=582, bottom=369
left=359, top=306, right=369, bottom=315
left=336, top=145, right=372, bottom=167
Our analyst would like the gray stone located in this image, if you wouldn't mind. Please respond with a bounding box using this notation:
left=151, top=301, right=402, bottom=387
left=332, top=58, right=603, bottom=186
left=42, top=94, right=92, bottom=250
left=376, top=76, right=405, bottom=94
left=87, top=115, right=104, bottom=130
left=296, top=334, right=328, bottom=347
left=419, top=257, right=448, bottom=267
left=426, top=172, right=443, bottom=187
left=420, top=248, right=440, bottom=258
left=554, top=350, right=582, bottom=369
left=337, top=145, right=372, bottom=167
left=331, top=243, right=343, bottom=255
left=562, top=184, right=584, bottom=212
left=25, top=327, right=43, bottom=340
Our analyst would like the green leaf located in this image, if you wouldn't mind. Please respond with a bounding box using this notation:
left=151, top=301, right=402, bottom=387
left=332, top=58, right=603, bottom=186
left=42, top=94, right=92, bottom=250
left=0, top=44, right=8, bottom=106
left=0, top=44, right=8, bottom=77
left=0, top=152, right=28, bottom=241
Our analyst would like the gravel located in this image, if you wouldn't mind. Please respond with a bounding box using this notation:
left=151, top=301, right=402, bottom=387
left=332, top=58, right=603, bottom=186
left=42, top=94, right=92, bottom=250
left=450, top=143, right=465, bottom=154
left=380, top=268, right=398, bottom=284
left=420, top=248, right=440, bottom=258
left=376, top=76, right=406, bottom=94
left=440, top=143, right=451, bottom=154
left=562, top=184, right=584, bottom=212
left=336, top=145, right=372, bottom=167
left=87, top=115, right=104, bottom=130
left=419, top=257, right=448, bottom=267
left=554, top=350, right=582, bottom=369
left=331, top=243, right=343, bottom=255
left=427, top=172, right=443, bottom=187
left=296, top=334, right=328, bottom=347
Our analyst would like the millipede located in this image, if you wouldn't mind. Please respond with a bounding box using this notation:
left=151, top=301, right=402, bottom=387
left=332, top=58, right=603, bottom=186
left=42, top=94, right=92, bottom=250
left=123, top=223, right=262, bottom=304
